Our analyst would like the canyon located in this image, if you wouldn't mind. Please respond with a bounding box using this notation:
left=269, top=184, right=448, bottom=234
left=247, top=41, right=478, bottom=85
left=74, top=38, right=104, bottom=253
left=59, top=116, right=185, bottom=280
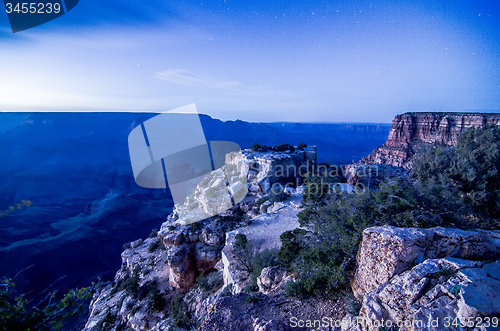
left=362, top=112, right=500, bottom=168
left=78, top=111, right=500, bottom=331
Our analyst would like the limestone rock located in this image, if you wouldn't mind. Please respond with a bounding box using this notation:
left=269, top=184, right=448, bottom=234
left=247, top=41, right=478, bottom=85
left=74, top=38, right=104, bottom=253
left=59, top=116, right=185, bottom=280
left=358, top=259, right=500, bottom=331
left=130, top=238, right=143, bottom=249
left=159, top=222, right=226, bottom=290
left=352, top=225, right=500, bottom=331
left=352, top=225, right=500, bottom=300
left=257, top=266, right=288, bottom=294
left=82, top=237, right=171, bottom=331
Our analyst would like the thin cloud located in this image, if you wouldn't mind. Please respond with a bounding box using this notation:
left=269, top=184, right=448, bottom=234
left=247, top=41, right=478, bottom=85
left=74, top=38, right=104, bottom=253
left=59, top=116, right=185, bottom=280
left=154, top=69, right=241, bottom=90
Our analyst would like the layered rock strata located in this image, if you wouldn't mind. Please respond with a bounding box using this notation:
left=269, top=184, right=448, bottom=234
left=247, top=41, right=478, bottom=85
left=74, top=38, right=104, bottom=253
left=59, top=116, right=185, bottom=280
left=362, top=112, right=500, bottom=168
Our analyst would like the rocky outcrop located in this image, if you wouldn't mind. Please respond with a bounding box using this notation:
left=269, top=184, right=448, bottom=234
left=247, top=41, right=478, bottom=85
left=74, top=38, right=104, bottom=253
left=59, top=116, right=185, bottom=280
left=362, top=112, right=500, bottom=168
left=343, top=163, right=409, bottom=188
left=352, top=226, right=500, bottom=300
left=169, top=147, right=316, bottom=225
left=221, top=191, right=302, bottom=293
left=226, top=147, right=317, bottom=194
left=155, top=146, right=314, bottom=290
left=158, top=218, right=233, bottom=290
left=351, top=226, right=500, bottom=331
left=257, top=266, right=293, bottom=295
left=82, top=237, right=173, bottom=331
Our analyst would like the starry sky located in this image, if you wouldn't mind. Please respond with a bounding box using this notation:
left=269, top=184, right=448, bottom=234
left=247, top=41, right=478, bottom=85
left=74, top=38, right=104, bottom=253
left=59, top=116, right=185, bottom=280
left=0, top=0, right=499, bottom=122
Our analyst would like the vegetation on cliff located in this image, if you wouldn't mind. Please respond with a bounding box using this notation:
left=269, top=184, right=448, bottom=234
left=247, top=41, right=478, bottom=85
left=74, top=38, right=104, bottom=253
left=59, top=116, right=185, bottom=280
left=280, top=124, right=500, bottom=296
left=0, top=277, right=101, bottom=331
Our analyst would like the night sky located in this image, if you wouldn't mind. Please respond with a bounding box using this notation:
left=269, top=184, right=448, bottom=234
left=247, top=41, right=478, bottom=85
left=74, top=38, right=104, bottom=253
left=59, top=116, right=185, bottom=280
left=0, top=0, right=499, bottom=122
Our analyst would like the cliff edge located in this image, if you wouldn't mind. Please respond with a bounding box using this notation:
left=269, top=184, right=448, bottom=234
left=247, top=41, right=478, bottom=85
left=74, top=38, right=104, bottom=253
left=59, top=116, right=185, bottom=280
left=361, top=112, right=500, bottom=168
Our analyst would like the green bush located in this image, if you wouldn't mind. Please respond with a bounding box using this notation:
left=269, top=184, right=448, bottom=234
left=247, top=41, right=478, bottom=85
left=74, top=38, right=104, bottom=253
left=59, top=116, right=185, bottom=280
left=147, top=240, right=159, bottom=253
left=297, top=142, right=307, bottom=150
left=244, top=295, right=260, bottom=304
left=345, top=292, right=361, bottom=315
left=122, top=267, right=140, bottom=293
left=170, top=295, right=191, bottom=329
left=147, top=282, right=165, bottom=312
left=243, top=284, right=259, bottom=293
left=251, top=143, right=269, bottom=152
left=448, top=285, right=461, bottom=296
left=195, top=273, right=217, bottom=293
left=0, top=277, right=101, bottom=331
left=273, top=143, right=295, bottom=153
left=255, top=196, right=270, bottom=210
left=278, top=229, right=307, bottom=272
left=411, top=124, right=500, bottom=226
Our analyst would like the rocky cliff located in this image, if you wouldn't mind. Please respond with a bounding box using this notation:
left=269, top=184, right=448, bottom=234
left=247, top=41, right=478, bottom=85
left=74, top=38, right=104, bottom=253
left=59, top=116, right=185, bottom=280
left=349, top=226, right=500, bottom=331
left=361, top=112, right=500, bottom=168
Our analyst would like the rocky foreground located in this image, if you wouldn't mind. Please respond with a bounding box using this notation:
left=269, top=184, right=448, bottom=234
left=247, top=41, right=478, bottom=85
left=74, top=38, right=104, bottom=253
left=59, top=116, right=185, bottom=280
left=82, top=115, right=500, bottom=331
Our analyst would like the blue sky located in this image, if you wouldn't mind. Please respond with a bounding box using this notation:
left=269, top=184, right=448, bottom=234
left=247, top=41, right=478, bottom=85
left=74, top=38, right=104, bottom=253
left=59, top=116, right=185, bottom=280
left=0, top=0, right=499, bottom=122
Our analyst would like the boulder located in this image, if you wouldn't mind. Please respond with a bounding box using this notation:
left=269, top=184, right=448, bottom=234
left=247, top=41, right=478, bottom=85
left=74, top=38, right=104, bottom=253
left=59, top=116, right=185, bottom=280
left=257, top=266, right=287, bottom=294
left=352, top=225, right=500, bottom=331
left=352, top=225, right=500, bottom=300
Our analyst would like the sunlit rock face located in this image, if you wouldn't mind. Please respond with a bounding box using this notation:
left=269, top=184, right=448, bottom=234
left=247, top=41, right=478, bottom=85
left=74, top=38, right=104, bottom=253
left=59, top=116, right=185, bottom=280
left=361, top=112, right=500, bottom=168
left=226, top=147, right=317, bottom=194
left=172, top=147, right=316, bottom=225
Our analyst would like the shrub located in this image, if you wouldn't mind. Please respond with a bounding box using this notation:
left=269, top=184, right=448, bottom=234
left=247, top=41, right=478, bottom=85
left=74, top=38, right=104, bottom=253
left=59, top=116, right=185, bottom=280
left=243, top=284, right=259, bottom=293
left=302, top=173, right=331, bottom=204
left=448, top=285, right=461, bottom=296
left=344, top=292, right=361, bottom=315
left=411, top=124, right=500, bottom=226
left=251, top=143, right=269, bottom=152
left=195, top=273, right=214, bottom=292
left=219, top=284, right=233, bottom=297
left=282, top=125, right=500, bottom=297
left=244, top=295, right=260, bottom=304
left=170, top=295, right=191, bottom=329
left=147, top=240, right=159, bottom=253
left=431, top=268, right=457, bottom=281
left=297, top=142, right=307, bottom=150
left=0, top=277, right=101, bottom=331
left=285, top=280, right=306, bottom=297
left=255, top=196, right=270, bottom=210
left=122, top=267, right=140, bottom=293
left=274, top=143, right=295, bottom=153
left=147, top=282, right=165, bottom=312
left=233, top=234, right=254, bottom=274
left=278, top=229, right=307, bottom=272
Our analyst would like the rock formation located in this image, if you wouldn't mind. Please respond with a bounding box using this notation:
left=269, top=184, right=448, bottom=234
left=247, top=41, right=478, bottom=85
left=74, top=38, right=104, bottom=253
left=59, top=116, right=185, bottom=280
left=156, top=147, right=315, bottom=290
left=169, top=147, right=316, bottom=225
left=351, top=225, right=500, bottom=331
left=226, top=146, right=317, bottom=194
left=362, top=112, right=500, bottom=168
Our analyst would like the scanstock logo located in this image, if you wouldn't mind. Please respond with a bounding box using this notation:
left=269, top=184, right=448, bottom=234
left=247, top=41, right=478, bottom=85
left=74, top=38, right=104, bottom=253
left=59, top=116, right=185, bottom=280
left=128, top=104, right=248, bottom=225
left=3, top=0, right=79, bottom=33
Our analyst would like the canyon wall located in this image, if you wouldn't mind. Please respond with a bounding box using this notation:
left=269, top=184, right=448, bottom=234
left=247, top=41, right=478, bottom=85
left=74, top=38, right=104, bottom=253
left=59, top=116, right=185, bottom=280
left=361, top=112, right=500, bottom=168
